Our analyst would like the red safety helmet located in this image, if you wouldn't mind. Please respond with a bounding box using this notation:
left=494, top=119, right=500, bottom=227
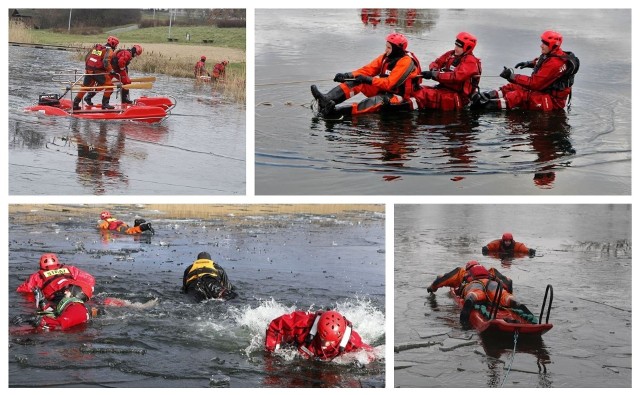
left=201, top=55, right=207, bottom=61
left=386, top=32, right=408, bottom=51
left=502, top=232, right=514, bottom=242
left=465, top=260, right=479, bottom=270
left=541, top=30, right=562, bottom=50
left=132, top=44, right=143, bottom=56
left=100, top=210, right=112, bottom=220
left=317, top=311, right=347, bottom=343
left=107, top=36, right=120, bottom=49
left=455, top=31, right=477, bottom=52
left=39, top=253, right=61, bottom=270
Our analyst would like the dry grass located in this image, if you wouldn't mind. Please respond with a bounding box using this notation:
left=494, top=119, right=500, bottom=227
left=8, top=21, right=34, bottom=43
left=9, top=204, right=384, bottom=222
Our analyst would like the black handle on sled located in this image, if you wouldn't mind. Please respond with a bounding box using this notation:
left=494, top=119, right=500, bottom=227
left=538, top=284, right=554, bottom=324
left=489, top=281, right=503, bottom=320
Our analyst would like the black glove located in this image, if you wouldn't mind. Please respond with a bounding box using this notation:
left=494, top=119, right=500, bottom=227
left=482, top=246, right=489, bottom=255
left=140, top=222, right=155, bottom=235
left=355, top=75, right=373, bottom=85
left=500, top=66, right=515, bottom=82
left=515, top=60, right=535, bottom=69
left=333, top=72, right=352, bottom=83
left=11, top=314, right=41, bottom=327
left=529, top=248, right=536, bottom=257
left=421, top=70, right=438, bottom=80
left=427, top=286, right=435, bottom=293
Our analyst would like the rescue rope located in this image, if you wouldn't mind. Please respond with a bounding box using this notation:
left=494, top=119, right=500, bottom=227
left=256, top=79, right=329, bottom=87
left=499, top=330, right=519, bottom=388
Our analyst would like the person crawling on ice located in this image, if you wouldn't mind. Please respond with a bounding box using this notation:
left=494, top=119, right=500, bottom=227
left=265, top=310, right=374, bottom=361
left=97, top=210, right=154, bottom=235
left=182, top=252, right=237, bottom=301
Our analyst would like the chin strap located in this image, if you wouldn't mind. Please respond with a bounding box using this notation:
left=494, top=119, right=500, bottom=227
left=305, top=313, right=322, bottom=345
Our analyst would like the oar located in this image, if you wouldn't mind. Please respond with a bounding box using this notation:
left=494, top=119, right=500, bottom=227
left=130, top=76, right=157, bottom=83
left=68, top=82, right=153, bottom=92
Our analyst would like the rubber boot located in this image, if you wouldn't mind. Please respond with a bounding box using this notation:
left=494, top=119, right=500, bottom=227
left=84, top=92, right=96, bottom=106
left=72, top=97, right=82, bottom=111
left=140, top=222, right=155, bottom=235
left=121, top=89, right=133, bottom=104
left=325, top=103, right=354, bottom=118
left=311, top=85, right=346, bottom=117
left=102, top=96, right=115, bottom=110
left=460, top=299, right=474, bottom=328
left=469, top=90, right=498, bottom=109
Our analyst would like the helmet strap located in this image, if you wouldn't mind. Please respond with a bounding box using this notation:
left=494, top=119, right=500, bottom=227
left=338, top=324, right=352, bottom=352
left=306, top=313, right=322, bottom=345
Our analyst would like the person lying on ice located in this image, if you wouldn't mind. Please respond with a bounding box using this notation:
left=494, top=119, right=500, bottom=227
left=265, top=310, right=374, bottom=361
left=97, top=210, right=154, bottom=234
left=310, top=32, right=422, bottom=117
left=182, top=252, right=237, bottom=301
left=427, top=260, right=535, bottom=327
left=482, top=232, right=536, bottom=257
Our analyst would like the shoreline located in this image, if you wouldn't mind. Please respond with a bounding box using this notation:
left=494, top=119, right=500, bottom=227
left=9, top=204, right=384, bottom=221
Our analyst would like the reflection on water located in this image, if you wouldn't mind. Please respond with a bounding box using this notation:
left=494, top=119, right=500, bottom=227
left=360, top=9, right=437, bottom=32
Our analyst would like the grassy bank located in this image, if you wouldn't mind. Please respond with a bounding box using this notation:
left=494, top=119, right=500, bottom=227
left=9, top=204, right=385, bottom=222
left=9, top=21, right=246, bottom=104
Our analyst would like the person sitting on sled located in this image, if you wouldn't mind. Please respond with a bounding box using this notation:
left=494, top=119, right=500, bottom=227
left=482, top=232, right=536, bottom=257
left=97, top=210, right=154, bottom=234
left=427, top=260, right=534, bottom=327
left=411, top=32, right=483, bottom=111
left=310, top=32, right=422, bottom=117
left=470, top=30, right=579, bottom=111
left=182, top=252, right=237, bottom=301
left=265, top=310, right=374, bottom=361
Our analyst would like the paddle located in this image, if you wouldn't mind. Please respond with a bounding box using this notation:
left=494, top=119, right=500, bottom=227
left=68, top=82, right=153, bottom=92
left=130, top=76, right=157, bottom=83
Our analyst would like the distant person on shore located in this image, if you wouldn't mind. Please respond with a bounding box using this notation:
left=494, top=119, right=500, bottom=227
left=13, top=253, right=98, bottom=331
left=265, top=310, right=374, bottom=361
left=72, top=35, right=119, bottom=110
left=182, top=252, right=237, bottom=301
left=482, top=232, right=536, bottom=257
left=212, top=60, right=228, bottom=80
left=97, top=210, right=154, bottom=235
left=194, top=55, right=210, bottom=78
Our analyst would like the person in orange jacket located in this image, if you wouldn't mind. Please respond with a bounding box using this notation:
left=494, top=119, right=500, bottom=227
left=470, top=30, right=579, bottom=111
left=265, top=310, right=374, bottom=361
left=97, top=210, right=154, bottom=235
left=482, top=232, right=536, bottom=257
left=72, top=35, right=119, bottom=110
left=427, top=260, right=533, bottom=326
left=13, top=253, right=98, bottom=331
left=311, top=32, right=422, bottom=117
left=412, top=32, right=482, bottom=111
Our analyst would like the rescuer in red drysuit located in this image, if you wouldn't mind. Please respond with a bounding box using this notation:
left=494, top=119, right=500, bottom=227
left=265, top=310, right=373, bottom=361
left=470, top=30, right=579, bottom=111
